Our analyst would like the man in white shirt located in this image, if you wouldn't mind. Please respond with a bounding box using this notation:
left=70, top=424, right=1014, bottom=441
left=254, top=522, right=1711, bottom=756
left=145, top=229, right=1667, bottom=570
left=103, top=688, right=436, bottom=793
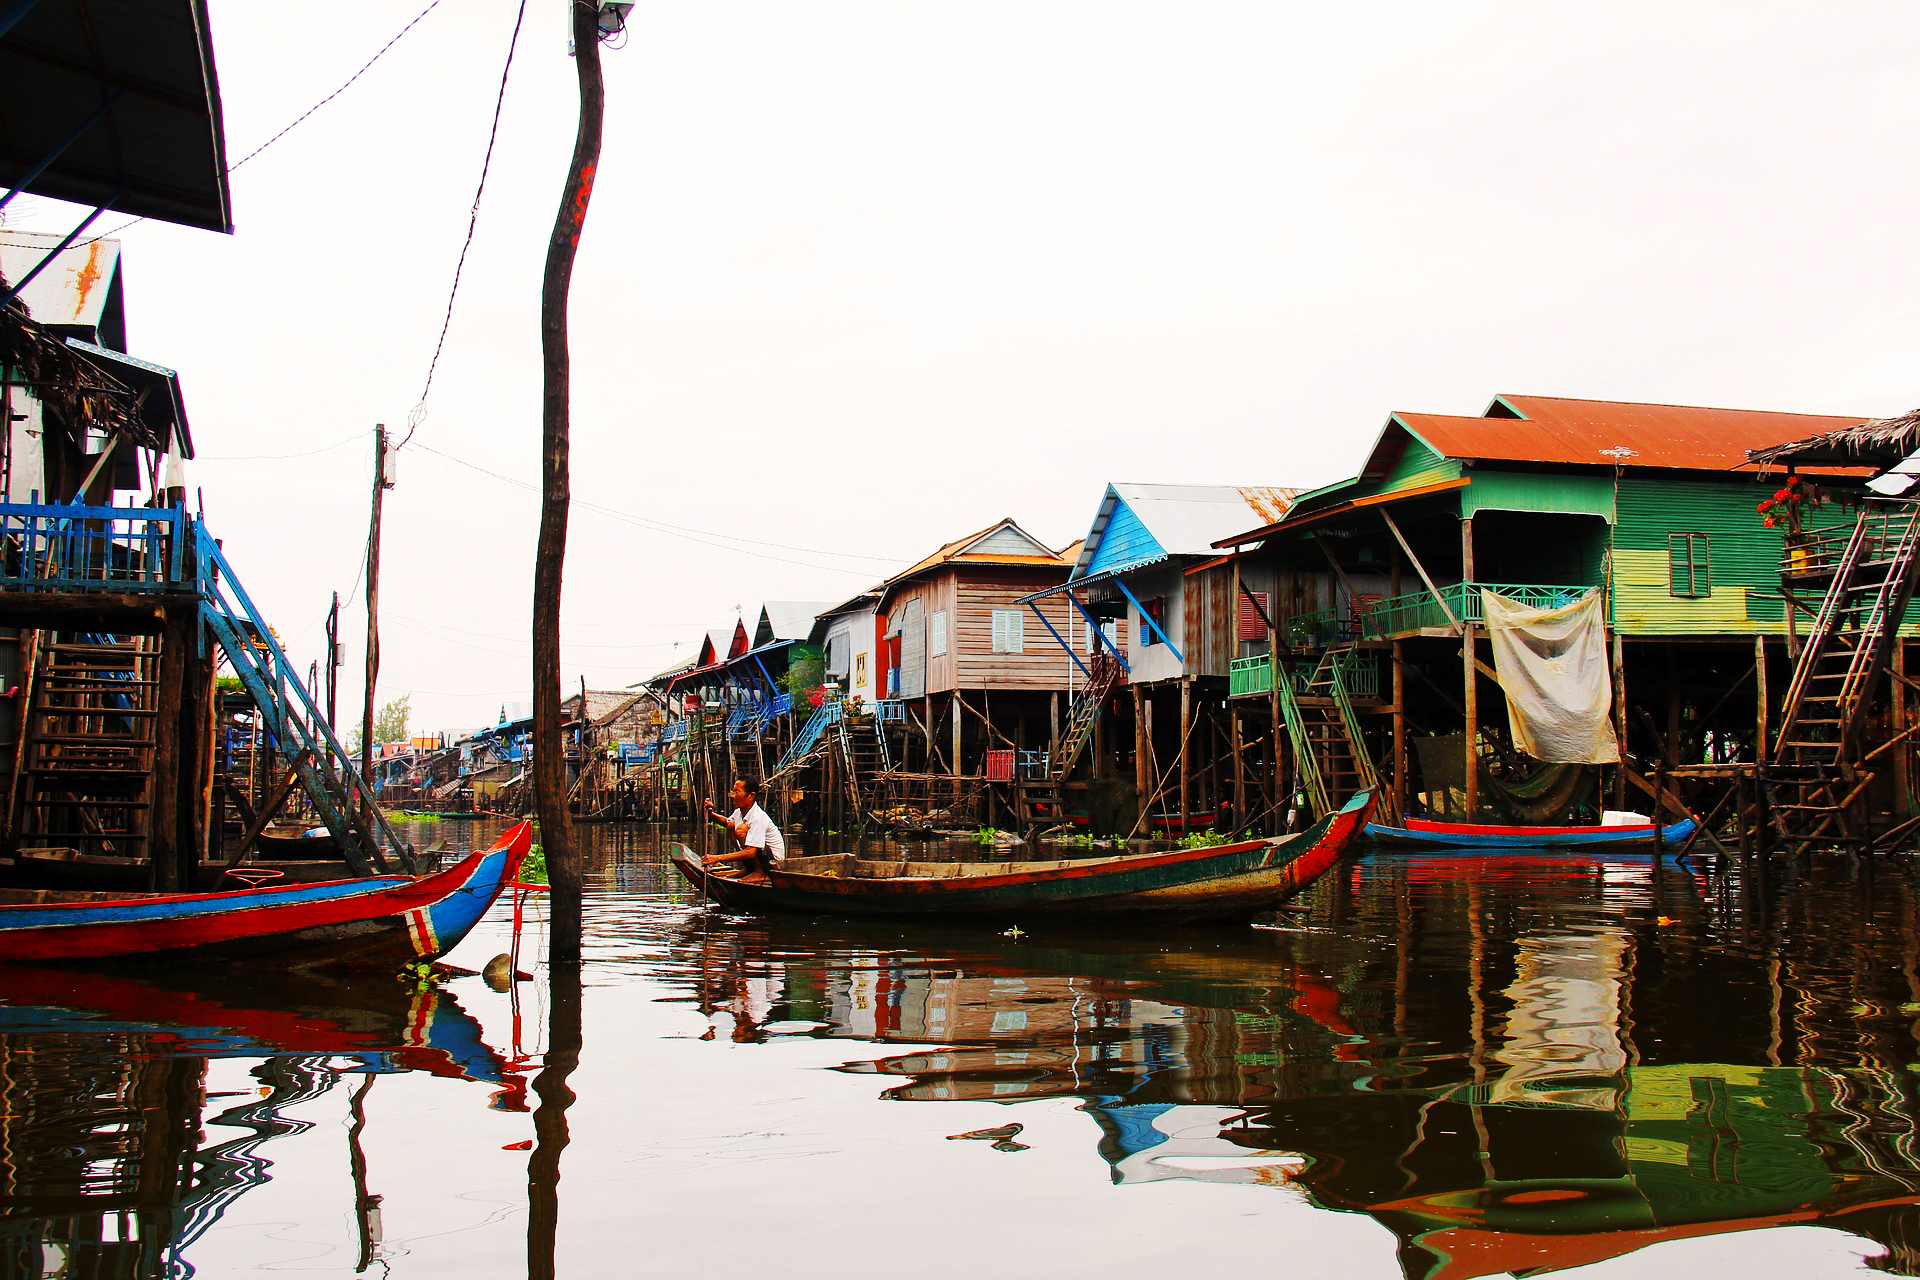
left=701, top=778, right=787, bottom=883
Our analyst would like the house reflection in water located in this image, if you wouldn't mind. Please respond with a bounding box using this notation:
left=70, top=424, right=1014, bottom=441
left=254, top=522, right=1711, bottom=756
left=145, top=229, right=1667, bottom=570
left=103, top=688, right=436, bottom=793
left=686, top=854, right=1920, bottom=1279
left=0, top=969, right=521, bottom=1279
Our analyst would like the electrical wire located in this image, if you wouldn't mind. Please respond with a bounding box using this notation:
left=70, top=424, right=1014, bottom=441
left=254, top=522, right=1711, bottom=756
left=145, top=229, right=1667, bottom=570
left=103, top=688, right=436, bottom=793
left=76, top=0, right=448, bottom=246
left=412, top=442, right=910, bottom=574
left=195, top=429, right=366, bottom=462
left=398, top=0, right=530, bottom=449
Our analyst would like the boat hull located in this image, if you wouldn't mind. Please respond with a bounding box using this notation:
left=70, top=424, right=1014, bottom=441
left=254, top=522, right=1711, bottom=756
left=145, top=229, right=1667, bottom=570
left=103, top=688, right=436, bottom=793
left=0, top=821, right=531, bottom=966
left=672, top=792, right=1372, bottom=924
left=1365, top=816, right=1696, bottom=850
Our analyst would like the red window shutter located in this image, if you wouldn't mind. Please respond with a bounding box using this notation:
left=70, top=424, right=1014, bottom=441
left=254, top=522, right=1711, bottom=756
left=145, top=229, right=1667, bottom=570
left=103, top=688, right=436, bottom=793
left=1237, top=592, right=1269, bottom=642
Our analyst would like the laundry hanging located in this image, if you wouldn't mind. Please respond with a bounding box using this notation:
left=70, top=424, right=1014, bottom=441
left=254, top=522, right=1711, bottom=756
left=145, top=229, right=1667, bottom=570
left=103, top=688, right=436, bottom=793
left=1481, top=589, right=1620, bottom=764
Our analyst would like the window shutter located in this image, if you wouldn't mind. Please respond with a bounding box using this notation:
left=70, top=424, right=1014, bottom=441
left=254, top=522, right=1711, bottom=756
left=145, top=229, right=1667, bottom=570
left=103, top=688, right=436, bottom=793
left=991, top=609, right=1024, bottom=654
left=1237, top=591, right=1269, bottom=642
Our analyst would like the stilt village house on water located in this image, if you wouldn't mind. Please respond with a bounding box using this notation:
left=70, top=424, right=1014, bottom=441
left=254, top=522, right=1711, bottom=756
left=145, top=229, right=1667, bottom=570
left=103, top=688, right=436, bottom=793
left=7, top=4, right=1920, bottom=869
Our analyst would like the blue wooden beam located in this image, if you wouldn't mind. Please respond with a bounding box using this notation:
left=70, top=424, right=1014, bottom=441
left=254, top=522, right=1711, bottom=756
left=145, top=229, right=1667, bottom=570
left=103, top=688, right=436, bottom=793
left=1066, top=592, right=1130, bottom=674
left=1113, top=578, right=1183, bottom=664
left=0, top=180, right=131, bottom=311
left=1026, top=601, right=1092, bottom=682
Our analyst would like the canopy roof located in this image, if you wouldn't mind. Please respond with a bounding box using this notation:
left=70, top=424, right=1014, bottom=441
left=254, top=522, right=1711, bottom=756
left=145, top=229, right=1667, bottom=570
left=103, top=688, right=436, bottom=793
left=1748, top=407, right=1920, bottom=469
left=1, top=0, right=232, bottom=234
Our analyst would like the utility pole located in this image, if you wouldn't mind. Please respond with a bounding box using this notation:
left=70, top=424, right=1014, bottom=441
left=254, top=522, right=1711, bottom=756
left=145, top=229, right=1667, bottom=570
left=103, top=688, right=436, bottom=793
left=325, top=591, right=341, bottom=732
left=362, top=424, right=391, bottom=832
left=534, top=1, right=610, bottom=968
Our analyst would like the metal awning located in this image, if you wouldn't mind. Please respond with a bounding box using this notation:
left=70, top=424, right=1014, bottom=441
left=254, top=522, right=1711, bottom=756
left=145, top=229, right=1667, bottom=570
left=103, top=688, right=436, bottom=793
left=1, top=0, right=232, bottom=234
left=1014, top=555, right=1170, bottom=605
left=64, top=336, right=191, bottom=456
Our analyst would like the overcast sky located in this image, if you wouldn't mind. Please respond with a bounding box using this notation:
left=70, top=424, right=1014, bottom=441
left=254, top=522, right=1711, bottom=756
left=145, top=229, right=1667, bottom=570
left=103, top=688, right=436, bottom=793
left=9, top=0, right=1920, bottom=736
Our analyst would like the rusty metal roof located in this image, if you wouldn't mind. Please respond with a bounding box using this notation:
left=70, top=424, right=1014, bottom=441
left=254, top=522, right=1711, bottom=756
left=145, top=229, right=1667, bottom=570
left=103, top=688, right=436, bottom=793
left=1384, top=396, right=1874, bottom=473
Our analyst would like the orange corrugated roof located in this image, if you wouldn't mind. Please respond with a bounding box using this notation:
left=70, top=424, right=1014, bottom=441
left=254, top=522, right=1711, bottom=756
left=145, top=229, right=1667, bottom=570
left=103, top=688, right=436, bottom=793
left=881, top=518, right=1069, bottom=587
left=1388, top=395, right=1874, bottom=472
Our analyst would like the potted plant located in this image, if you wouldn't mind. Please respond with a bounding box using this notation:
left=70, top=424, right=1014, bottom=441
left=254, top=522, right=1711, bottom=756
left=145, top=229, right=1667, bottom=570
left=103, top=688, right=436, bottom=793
left=1759, top=476, right=1823, bottom=571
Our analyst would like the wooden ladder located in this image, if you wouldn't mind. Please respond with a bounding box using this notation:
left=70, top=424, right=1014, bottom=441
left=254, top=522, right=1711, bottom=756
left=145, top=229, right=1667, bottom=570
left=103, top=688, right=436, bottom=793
left=1279, top=646, right=1384, bottom=821
left=15, top=633, right=161, bottom=859
left=1050, top=651, right=1123, bottom=782
left=1768, top=500, right=1920, bottom=850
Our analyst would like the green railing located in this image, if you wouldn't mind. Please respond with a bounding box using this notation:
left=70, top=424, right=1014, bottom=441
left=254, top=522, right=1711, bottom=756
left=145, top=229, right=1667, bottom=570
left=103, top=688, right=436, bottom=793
left=1286, top=609, right=1341, bottom=648
left=1229, top=652, right=1382, bottom=700
left=1361, top=582, right=1600, bottom=639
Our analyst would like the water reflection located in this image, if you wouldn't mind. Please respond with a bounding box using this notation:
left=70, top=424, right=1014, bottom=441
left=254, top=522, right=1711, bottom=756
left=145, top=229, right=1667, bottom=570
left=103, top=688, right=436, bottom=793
left=655, top=844, right=1920, bottom=1279
left=0, top=966, right=523, bottom=1279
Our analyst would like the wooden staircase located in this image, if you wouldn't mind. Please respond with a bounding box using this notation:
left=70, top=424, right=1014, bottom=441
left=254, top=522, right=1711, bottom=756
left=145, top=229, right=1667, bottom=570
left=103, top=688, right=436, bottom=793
left=1767, top=500, right=1920, bottom=850
left=1013, top=653, right=1124, bottom=840
left=1279, top=646, right=1387, bottom=822
left=13, top=634, right=160, bottom=860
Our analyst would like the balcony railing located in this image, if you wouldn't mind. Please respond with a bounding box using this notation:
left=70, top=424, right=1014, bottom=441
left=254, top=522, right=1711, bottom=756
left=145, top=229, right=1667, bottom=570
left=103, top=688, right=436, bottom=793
left=0, top=503, right=187, bottom=591
left=1229, top=654, right=1382, bottom=699
left=1362, top=582, right=1600, bottom=639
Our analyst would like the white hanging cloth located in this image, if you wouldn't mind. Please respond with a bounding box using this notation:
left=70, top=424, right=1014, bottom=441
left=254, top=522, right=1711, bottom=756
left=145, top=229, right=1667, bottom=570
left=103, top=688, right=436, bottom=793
left=1481, top=588, right=1620, bottom=765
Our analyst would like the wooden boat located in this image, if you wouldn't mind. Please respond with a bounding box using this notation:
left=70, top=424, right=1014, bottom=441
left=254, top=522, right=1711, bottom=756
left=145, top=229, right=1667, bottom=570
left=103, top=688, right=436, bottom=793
left=1364, top=815, right=1697, bottom=850
left=2, top=847, right=442, bottom=892
left=0, top=820, right=531, bottom=966
left=254, top=825, right=341, bottom=858
left=671, top=791, right=1373, bottom=924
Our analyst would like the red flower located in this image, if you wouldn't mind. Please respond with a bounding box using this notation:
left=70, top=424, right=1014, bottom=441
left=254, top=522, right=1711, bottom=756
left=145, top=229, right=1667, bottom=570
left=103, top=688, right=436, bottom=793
left=1758, top=501, right=1772, bottom=512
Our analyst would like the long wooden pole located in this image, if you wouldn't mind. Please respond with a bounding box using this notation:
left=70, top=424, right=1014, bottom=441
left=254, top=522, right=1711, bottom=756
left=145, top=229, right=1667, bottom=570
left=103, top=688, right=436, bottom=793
left=536, top=2, right=605, bottom=966
left=361, top=423, right=387, bottom=835
left=1461, top=515, right=1478, bottom=818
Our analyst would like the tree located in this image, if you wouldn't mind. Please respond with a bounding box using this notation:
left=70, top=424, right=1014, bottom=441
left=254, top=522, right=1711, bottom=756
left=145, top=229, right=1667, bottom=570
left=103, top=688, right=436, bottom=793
left=348, top=694, right=411, bottom=753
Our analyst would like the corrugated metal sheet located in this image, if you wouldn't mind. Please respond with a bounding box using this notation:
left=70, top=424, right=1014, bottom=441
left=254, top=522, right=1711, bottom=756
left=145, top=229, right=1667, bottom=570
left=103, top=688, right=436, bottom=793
left=1464, top=469, right=1614, bottom=519
left=1611, top=475, right=1784, bottom=635
left=1392, top=396, right=1872, bottom=472
left=0, top=230, right=120, bottom=331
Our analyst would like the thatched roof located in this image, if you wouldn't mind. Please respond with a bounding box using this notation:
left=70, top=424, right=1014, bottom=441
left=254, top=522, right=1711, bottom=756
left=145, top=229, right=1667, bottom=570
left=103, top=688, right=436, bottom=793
left=1748, top=408, right=1920, bottom=469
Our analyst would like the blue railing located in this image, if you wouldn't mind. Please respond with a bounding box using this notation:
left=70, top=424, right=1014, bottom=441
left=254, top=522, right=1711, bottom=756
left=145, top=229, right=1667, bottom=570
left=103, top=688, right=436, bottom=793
left=0, top=502, right=186, bottom=591
left=774, top=698, right=843, bottom=774
left=875, top=699, right=906, bottom=723
left=191, top=523, right=416, bottom=874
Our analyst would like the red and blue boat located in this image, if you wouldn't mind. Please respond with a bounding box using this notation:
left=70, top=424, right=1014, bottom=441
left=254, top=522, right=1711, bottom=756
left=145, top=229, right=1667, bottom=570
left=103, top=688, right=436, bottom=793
left=0, top=820, right=532, bottom=966
left=673, top=791, right=1373, bottom=924
left=1365, top=814, right=1696, bottom=850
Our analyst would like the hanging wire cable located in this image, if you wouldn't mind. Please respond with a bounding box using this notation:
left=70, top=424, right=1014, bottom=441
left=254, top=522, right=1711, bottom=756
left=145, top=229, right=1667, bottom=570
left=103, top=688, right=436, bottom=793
left=398, top=0, right=531, bottom=449
left=412, top=441, right=911, bottom=573
left=77, top=0, right=447, bottom=246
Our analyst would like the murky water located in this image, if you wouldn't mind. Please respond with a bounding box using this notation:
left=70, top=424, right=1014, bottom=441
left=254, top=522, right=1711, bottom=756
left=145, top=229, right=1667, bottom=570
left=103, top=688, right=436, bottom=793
left=7, top=823, right=1920, bottom=1279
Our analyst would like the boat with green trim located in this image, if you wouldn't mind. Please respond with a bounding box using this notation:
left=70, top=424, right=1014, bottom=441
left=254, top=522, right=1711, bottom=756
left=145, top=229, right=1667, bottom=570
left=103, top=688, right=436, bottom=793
left=670, top=790, right=1372, bottom=924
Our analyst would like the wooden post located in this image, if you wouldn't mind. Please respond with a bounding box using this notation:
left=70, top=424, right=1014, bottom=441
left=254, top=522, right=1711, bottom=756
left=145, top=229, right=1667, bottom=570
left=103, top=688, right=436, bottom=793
left=1392, top=639, right=1407, bottom=820
left=1896, top=638, right=1911, bottom=821
left=1755, top=635, right=1770, bottom=766
left=180, top=633, right=215, bottom=880
left=1230, top=703, right=1244, bottom=829
left=950, top=693, right=962, bottom=777
left=151, top=609, right=190, bottom=890
left=4, top=627, right=39, bottom=842
left=1178, top=679, right=1191, bottom=832
left=1612, top=631, right=1629, bottom=810
left=1049, top=690, right=1060, bottom=757
left=361, top=423, right=388, bottom=837
left=1269, top=598, right=1283, bottom=835
left=535, top=0, right=606, bottom=968
left=1461, top=516, right=1478, bottom=818
left=1134, top=684, right=1149, bottom=813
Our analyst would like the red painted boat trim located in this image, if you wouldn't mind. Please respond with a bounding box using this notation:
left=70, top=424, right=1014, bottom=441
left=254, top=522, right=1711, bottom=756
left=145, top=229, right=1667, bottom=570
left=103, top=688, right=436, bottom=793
left=1401, top=817, right=1658, bottom=838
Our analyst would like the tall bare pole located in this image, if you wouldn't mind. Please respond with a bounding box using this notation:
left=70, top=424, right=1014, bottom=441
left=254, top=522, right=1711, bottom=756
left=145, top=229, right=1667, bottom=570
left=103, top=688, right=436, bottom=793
left=325, top=590, right=341, bottom=732
left=362, top=423, right=389, bottom=831
left=535, top=2, right=604, bottom=965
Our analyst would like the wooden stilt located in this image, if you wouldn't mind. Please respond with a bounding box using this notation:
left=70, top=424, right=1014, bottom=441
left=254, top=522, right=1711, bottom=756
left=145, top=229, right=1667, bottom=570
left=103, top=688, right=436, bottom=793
left=1230, top=702, right=1244, bottom=829
left=1755, top=634, right=1770, bottom=766
left=951, top=692, right=963, bottom=777
left=1896, top=638, right=1911, bottom=823
left=1178, top=679, right=1191, bottom=832
left=1134, top=683, right=1148, bottom=806
left=1612, top=631, right=1629, bottom=811
left=151, top=610, right=189, bottom=890
left=1392, top=639, right=1408, bottom=820
left=1461, top=516, right=1478, bottom=818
